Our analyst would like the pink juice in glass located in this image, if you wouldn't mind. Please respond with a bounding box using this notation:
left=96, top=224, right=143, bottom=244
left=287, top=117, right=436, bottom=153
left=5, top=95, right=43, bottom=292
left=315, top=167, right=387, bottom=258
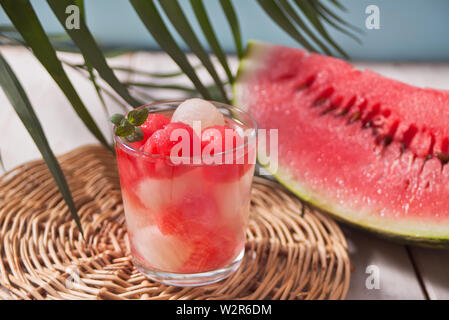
left=114, top=100, right=257, bottom=286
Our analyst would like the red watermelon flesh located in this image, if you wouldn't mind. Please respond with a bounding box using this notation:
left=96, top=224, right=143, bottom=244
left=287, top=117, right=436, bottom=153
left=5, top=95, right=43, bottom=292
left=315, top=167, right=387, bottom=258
left=234, top=41, right=449, bottom=244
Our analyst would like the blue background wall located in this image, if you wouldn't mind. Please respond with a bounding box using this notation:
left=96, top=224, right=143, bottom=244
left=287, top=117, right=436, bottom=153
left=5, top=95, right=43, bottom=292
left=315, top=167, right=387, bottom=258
left=1, top=0, right=448, bottom=61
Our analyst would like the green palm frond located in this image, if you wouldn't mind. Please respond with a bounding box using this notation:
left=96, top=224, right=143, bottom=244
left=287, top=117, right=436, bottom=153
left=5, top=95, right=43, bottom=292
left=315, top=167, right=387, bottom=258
left=1, top=0, right=110, bottom=150
left=190, top=0, right=234, bottom=84
left=257, top=0, right=319, bottom=52
left=219, top=0, right=244, bottom=59
left=69, top=0, right=109, bottom=123
left=157, top=0, right=229, bottom=103
left=0, top=148, right=5, bottom=173
left=293, top=0, right=348, bottom=58
left=311, top=0, right=362, bottom=43
left=111, top=64, right=203, bottom=79
left=48, top=0, right=142, bottom=108
left=0, top=52, right=83, bottom=235
left=130, top=0, right=212, bottom=100
left=0, top=0, right=360, bottom=232
left=277, top=0, right=334, bottom=56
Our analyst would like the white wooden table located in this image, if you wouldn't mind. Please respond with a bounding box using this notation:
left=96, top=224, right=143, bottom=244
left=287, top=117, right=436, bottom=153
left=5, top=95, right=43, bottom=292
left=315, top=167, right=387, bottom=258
left=1, top=46, right=449, bottom=300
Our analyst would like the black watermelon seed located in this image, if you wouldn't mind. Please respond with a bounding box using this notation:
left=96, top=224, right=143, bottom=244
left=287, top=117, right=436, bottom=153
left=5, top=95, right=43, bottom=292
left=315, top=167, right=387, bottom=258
left=348, top=112, right=360, bottom=124
left=313, top=97, right=327, bottom=106
left=320, top=106, right=335, bottom=115
left=383, top=135, right=393, bottom=147
left=336, top=108, right=350, bottom=117
left=435, top=152, right=449, bottom=165
left=363, top=121, right=373, bottom=129
left=400, top=142, right=407, bottom=153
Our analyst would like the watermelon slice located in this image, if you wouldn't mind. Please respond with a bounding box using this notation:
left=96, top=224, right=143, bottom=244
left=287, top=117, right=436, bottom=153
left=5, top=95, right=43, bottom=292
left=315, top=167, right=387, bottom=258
left=234, top=41, right=449, bottom=246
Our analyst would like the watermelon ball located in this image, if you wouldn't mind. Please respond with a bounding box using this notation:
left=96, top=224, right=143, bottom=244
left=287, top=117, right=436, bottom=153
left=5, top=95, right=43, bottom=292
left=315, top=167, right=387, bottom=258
left=140, top=122, right=200, bottom=178
left=178, top=228, right=241, bottom=273
left=201, top=126, right=251, bottom=183
left=154, top=193, right=239, bottom=273
left=129, top=225, right=193, bottom=272
left=140, top=113, right=170, bottom=141
left=201, top=125, right=243, bottom=155
left=171, top=98, right=225, bottom=136
left=144, top=122, right=200, bottom=158
left=155, top=193, right=220, bottom=237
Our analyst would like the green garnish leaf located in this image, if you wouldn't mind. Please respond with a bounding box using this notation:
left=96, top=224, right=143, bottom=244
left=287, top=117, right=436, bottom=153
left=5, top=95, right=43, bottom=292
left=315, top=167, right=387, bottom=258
left=115, top=118, right=134, bottom=136
left=111, top=109, right=148, bottom=143
left=127, top=108, right=149, bottom=126
left=125, top=127, right=144, bottom=143
left=110, top=113, right=125, bottom=126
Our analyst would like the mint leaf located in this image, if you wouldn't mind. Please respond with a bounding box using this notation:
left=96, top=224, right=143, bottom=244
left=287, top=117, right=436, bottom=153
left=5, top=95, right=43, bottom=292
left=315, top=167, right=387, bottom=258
left=125, top=127, right=144, bottom=143
left=127, top=108, right=149, bottom=126
left=110, top=113, right=124, bottom=126
left=111, top=109, right=148, bottom=142
left=115, top=119, right=134, bottom=136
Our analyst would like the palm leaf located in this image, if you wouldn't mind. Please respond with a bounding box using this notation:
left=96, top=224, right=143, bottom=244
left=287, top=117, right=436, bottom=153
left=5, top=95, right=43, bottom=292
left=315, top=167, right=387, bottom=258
left=256, top=0, right=318, bottom=52
left=47, top=0, right=142, bottom=108
left=190, top=0, right=234, bottom=84
left=157, top=0, right=229, bottom=103
left=312, top=0, right=362, bottom=43
left=61, top=59, right=129, bottom=112
left=1, top=0, right=110, bottom=150
left=78, top=0, right=109, bottom=121
left=123, top=81, right=198, bottom=93
left=0, top=25, right=18, bottom=33
left=111, top=65, right=201, bottom=79
left=219, top=0, right=244, bottom=59
left=0, top=52, right=83, bottom=235
left=277, top=0, right=333, bottom=55
left=130, top=88, right=156, bottom=102
left=328, top=0, right=347, bottom=12
left=292, top=0, right=348, bottom=58
left=86, top=66, right=109, bottom=118
left=0, top=148, right=5, bottom=173
left=74, top=0, right=85, bottom=17
left=129, top=0, right=211, bottom=100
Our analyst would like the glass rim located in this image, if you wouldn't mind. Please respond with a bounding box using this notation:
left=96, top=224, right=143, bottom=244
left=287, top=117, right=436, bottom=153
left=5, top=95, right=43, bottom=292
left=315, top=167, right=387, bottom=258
left=114, top=99, right=258, bottom=162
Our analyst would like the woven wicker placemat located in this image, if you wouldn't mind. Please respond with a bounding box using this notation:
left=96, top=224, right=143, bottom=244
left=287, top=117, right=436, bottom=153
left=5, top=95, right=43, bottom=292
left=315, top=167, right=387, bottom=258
left=0, top=145, right=350, bottom=300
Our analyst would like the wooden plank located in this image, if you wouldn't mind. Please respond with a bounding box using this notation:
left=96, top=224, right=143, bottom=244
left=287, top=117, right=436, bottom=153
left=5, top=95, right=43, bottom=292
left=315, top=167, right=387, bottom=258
left=342, top=226, right=425, bottom=300
left=411, top=248, right=449, bottom=300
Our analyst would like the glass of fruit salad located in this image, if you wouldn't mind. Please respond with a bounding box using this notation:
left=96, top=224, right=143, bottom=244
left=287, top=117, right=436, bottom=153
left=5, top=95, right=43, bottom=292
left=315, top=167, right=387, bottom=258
left=113, top=99, right=257, bottom=286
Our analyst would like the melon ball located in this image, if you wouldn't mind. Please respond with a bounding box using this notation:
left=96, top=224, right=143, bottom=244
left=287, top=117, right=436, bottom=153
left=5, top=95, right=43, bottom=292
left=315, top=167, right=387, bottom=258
left=131, top=225, right=192, bottom=272
left=171, top=98, right=225, bottom=135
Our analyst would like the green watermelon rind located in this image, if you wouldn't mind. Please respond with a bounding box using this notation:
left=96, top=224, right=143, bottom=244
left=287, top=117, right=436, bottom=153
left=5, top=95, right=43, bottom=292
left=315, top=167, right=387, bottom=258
left=267, top=165, right=449, bottom=248
left=233, top=40, right=274, bottom=113
left=233, top=40, right=449, bottom=248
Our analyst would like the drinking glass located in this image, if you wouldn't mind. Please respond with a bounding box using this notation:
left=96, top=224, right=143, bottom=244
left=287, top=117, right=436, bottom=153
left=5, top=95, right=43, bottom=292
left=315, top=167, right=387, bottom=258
left=115, top=100, right=257, bottom=286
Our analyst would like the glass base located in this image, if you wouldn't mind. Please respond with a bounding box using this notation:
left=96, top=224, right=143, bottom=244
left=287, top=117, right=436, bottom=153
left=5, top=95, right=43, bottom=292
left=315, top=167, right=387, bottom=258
left=133, top=248, right=244, bottom=287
